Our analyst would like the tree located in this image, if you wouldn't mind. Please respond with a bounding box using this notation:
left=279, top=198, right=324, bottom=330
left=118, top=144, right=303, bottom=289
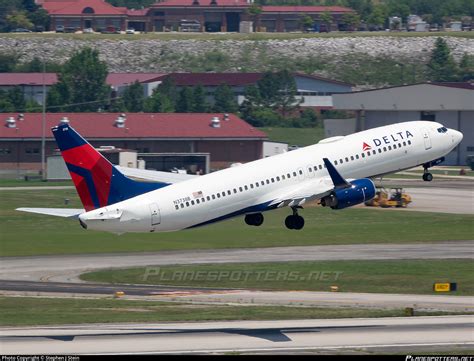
left=246, top=3, right=263, bottom=31
left=122, top=81, right=144, bottom=112
left=367, top=5, right=387, bottom=29
left=0, top=53, right=19, bottom=73
left=143, top=78, right=176, bottom=113
left=319, top=11, right=333, bottom=31
left=48, top=47, right=109, bottom=112
left=176, top=87, right=195, bottom=113
left=192, top=85, right=209, bottom=112
left=213, top=84, right=238, bottom=113
left=458, top=53, right=474, bottom=81
left=341, top=12, right=361, bottom=31
left=427, top=37, right=459, bottom=82
left=7, top=86, right=25, bottom=110
left=6, top=11, right=33, bottom=30
left=300, top=15, right=314, bottom=31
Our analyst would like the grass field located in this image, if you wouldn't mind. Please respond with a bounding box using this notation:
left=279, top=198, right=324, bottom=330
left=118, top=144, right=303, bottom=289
left=1, top=31, right=472, bottom=42
left=259, top=127, right=325, bottom=147
left=81, top=259, right=474, bottom=296
left=1, top=188, right=472, bottom=256
left=0, top=179, right=73, bottom=187
left=0, top=296, right=464, bottom=326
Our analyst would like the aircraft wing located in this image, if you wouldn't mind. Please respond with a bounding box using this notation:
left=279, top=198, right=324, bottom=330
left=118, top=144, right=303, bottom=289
left=16, top=208, right=84, bottom=218
left=268, top=179, right=334, bottom=208
left=116, top=166, right=197, bottom=184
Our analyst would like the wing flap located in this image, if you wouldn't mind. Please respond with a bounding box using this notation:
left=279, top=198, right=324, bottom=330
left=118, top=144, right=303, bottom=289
left=16, top=208, right=84, bottom=218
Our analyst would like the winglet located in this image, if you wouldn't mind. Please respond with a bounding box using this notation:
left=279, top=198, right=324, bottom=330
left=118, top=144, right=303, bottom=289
left=323, top=158, right=351, bottom=189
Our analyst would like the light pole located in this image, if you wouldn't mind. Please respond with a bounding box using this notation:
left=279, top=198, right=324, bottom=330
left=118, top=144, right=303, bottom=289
left=41, top=57, right=46, bottom=181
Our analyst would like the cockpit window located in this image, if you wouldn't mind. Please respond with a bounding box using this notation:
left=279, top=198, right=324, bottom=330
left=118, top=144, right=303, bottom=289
left=437, top=127, right=448, bottom=133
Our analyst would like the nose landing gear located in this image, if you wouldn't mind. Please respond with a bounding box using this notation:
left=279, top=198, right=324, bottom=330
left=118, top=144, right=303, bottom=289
left=422, top=157, right=444, bottom=182
left=285, top=207, right=305, bottom=230
left=422, top=169, right=433, bottom=182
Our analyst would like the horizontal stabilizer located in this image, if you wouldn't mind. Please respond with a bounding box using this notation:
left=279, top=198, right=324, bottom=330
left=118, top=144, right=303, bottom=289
left=16, top=208, right=84, bottom=218
left=116, top=166, right=197, bottom=184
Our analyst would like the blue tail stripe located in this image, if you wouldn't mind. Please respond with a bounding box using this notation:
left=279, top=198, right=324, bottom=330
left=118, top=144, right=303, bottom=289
left=66, top=163, right=101, bottom=209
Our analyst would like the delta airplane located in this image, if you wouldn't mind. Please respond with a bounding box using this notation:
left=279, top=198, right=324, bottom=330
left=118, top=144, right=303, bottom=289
left=18, top=121, right=462, bottom=233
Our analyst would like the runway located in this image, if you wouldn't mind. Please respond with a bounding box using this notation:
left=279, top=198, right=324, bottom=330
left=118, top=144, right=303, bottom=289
left=1, top=316, right=472, bottom=354
left=1, top=241, right=472, bottom=283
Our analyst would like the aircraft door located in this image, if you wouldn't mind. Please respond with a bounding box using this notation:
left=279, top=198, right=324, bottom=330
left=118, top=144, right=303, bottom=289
left=149, top=203, right=161, bottom=226
left=422, top=128, right=432, bottom=150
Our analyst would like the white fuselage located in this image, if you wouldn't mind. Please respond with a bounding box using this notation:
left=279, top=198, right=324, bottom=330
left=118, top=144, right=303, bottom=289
left=79, top=121, right=462, bottom=233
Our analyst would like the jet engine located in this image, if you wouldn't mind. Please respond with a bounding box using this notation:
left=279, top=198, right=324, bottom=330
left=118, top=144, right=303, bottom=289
left=321, top=178, right=376, bottom=210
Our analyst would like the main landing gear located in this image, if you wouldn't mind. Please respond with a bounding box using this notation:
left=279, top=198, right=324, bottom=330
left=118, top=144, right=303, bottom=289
left=245, top=213, right=264, bottom=226
left=285, top=207, right=305, bottom=230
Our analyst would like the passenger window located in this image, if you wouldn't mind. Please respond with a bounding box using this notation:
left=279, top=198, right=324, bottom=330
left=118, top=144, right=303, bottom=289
left=186, top=202, right=190, bottom=207
left=271, top=178, right=275, bottom=183
left=266, top=179, right=270, bottom=184
left=196, top=199, right=200, bottom=204
left=227, top=190, right=231, bottom=195
left=378, top=149, right=382, bottom=153
left=335, top=160, right=338, bottom=165
left=287, top=173, right=291, bottom=178
left=340, top=159, right=343, bottom=164
left=261, top=181, right=265, bottom=185
left=217, top=193, right=221, bottom=198
left=202, top=198, right=205, bottom=203
left=308, top=168, right=312, bottom=173
left=255, top=182, right=259, bottom=187
left=383, top=147, right=387, bottom=152
left=372, top=150, right=376, bottom=155
left=212, top=195, right=216, bottom=200
left=388, top=146, right=392, bottom=150
left=191, top=200, right=195, bottom=205
left=244, top=185, right=248, bottom=190
left=351, top=156, right=354, bottom=161
left=408, top=140, right=412, bottom=145
left=345, top=157, right=349, bottom=162
left=175, top=205, right=179, bottom=210
left=233, top=188, right=237, bottom=193
left=180, top=203, right=184, bottom=208
left=250, top=184, right=253, bottom=189
left=403, top=141, right=406, bottom=146
left=206, top=196, right=211, bottom=201
left=393, top=144, right=397, bottom=149
left=367, top=152, right=371, bottom=156
left=222, top=192, right=226, bottom=197
left=299, top=170, right=303, bottom=175
left=361, top=153, right=365, bottom=158
left=276, top=176, right=280, bottom=181
left=293, top=172, right=297, bottom=177
left=319, top=165, right=322, bottom=170
left=356, top=154, right=359, bottom=159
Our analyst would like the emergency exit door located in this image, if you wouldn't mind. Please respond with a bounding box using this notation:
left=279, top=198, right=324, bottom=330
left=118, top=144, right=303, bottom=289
left=149, top=203, right=161, bottom=226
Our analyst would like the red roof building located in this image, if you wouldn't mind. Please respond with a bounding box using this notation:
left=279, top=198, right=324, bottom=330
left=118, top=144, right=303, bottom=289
left=0, top=112, right=267, bottom=172
left=39, top=0, right=355, bottom=33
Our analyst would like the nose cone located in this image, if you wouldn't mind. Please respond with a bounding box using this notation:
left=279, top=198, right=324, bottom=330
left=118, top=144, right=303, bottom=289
left=452, top=129, right=463, bottom=146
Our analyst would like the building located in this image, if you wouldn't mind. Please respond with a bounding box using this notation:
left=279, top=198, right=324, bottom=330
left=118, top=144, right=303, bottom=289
left=166, top=72, right=353, bottom=109
left=332, top=82, right=474, bottom=165
left=0, top=73, right=164, bottom=105
left=0, top=72, right=352, bottom=109
left=38, top=0, right=355, bottom=33
left=0, top=112, right=267, bottom=175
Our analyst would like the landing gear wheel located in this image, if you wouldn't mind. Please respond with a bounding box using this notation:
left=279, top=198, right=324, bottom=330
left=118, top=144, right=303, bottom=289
left=422, top=172, right=433, bottom=182
left=284, top=214, right=305, bottom=230
left=245, top=213, right=264, bottom=226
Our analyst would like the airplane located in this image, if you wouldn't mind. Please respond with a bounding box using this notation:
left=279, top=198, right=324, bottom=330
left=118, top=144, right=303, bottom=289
left=17, top=121, right=462, bottom=233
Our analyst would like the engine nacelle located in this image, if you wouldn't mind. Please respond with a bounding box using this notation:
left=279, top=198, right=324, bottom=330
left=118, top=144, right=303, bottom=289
left=321, top=178, right=376, bottom=210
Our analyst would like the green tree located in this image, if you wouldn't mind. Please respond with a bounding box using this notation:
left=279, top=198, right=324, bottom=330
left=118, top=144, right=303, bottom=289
left=246, top=3, right=263, bottom=31
left=176, top=87, right=195, bottom=113
left=427, top=37, right=459, bottom=82
left=458, top=53, right=474, bottom=81
left=24, top=99, right=41, bottom=112
left=213, top=84, right=238, bottom=113
left=6, top=11, right=33, bottom=30
left=0, top=54, right=19, bottom=73
left=143, top=79, right=176, bottom=113
left=7, top=86, right=25, bottom=110
left=300, top=15, right=314, bottom=31
left=48, top=47, right=109, bottom=112
left=122, top=81, right=144, bottom=112
left=27, top=8, right=50, bottom=30
left=319, top=11, right=333, bottom=31
left=192, top=85, right=209, bottom=112
left=341, top=12, right=361, bottom=31
left=367, top=5, right=387, bottom=29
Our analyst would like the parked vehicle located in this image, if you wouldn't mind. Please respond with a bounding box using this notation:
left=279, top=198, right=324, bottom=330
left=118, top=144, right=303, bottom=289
left=55, top=25, right=64, bottom=33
